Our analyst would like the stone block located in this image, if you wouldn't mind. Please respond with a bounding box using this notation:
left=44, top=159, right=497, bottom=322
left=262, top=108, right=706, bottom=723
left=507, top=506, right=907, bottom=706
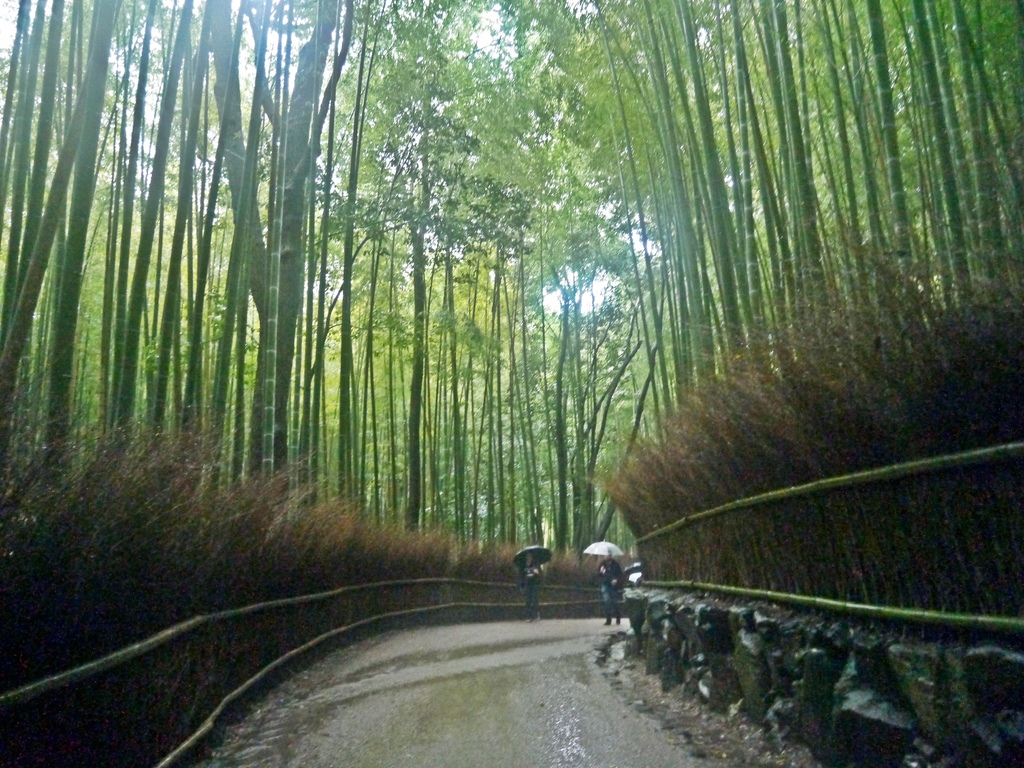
left=697, top=653, right=743, bottom=713
left=888, top=643, right=943, bottom=741
left=966, top=710, right=1024, bottom=767
left=694, top=603, right=733, bottom=654
left=729, top=606, right=755, bottom=635
left=964, top=645, right=1024, bottom=714
left=765, top=697, right=797, bottom=743
left=661, top=647, right=683, bottom=691
left=833, top=687, right=916, bottom=767
left=622, top=589, right=647, bottom=634
left=799, top=647, right=843, bottom=759
left=646, top=594, right=671, bottom=625
left=734, top=627, right=772, bottom=722
left=644, top=625, right=660, bottom=675
left=942, top=645, right=975, bottom=740
left=840, top=633, right=899, bottom=700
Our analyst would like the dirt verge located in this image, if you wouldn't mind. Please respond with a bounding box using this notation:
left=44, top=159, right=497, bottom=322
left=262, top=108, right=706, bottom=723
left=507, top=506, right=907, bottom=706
left=597, top=632, right=823, bottom=767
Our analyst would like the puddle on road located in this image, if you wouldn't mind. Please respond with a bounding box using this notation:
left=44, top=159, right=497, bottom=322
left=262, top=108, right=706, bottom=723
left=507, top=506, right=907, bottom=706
left=338, top=636, right=577, bottom=686
left=193, top=627, right=619, bottom=768
left=332, top=661, right=593, bottom=768
left=197, top=653, right=599, bottom=768
left=348, top=666, right=524, bottom=768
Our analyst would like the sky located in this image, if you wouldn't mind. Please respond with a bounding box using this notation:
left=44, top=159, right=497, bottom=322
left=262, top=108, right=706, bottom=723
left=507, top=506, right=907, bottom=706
left=1, top=6, right=16, bottom=55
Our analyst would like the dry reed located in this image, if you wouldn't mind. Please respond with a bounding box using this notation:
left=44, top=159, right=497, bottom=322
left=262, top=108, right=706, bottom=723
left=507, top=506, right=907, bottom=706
left=0, top=433, right=590, bottom=692
left=606, top=270, right=1024, bottom=615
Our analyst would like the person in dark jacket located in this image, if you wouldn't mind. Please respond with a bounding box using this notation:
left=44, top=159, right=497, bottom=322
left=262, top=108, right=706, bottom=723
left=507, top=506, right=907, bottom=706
left=521, top=553, right=542, bottom=621
left=597, top=554, right=623, bottom=625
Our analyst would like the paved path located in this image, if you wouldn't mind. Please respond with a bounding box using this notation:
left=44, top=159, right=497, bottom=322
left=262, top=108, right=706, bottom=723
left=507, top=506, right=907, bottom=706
left=194, top=619, right=701, bottom=768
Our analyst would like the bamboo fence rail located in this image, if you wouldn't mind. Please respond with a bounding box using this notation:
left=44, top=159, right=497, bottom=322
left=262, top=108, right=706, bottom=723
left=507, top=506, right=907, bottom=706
left=641, top=579, right=1024, bottom=635
left=633, top=442, right=1024, bottom=617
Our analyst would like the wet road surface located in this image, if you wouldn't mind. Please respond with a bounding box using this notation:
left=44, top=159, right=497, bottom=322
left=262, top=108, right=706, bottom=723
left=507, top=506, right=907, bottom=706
left=193, top=619, right=702, bottom=768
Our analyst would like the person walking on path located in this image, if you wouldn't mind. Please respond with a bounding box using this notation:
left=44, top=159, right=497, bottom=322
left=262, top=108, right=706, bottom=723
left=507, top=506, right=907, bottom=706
left=597, top=554, right=623, bottom=625
left=521, top=553, right=542, bottom=621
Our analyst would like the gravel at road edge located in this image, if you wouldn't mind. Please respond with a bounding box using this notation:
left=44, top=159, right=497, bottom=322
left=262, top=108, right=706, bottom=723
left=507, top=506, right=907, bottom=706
left=596, top=632, right=823, bottom=768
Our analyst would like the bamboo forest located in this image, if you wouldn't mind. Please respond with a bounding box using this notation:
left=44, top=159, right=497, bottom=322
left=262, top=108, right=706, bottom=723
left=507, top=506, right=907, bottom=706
left=0, top=0, right=1021, bottom=551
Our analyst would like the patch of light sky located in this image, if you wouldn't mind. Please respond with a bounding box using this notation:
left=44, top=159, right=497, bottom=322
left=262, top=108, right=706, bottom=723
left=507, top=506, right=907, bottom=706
left=471, top=4, right=516, bottom=64
left=543, top=269, right=616, bottom=316
left=1, top=4, right=19, bottom=54
left=566, top=0, right=598, bottom=20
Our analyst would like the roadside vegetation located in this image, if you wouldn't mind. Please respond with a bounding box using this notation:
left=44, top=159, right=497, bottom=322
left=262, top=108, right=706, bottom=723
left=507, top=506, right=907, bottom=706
left=610, top=272, right=1024, bottom=530
left=6, top=268, right=1022, bottom=696
left=0, top=0, right=1020, bottom=555
left=607, top=272, right=1024, bottom=614
left=0, top=442, right=591, bottom=692
left=1, top=0, right=1022, bottom=705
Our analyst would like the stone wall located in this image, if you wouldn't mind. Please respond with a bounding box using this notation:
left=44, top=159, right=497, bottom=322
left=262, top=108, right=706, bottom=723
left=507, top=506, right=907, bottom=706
left=624, top=588, right=1024, bottom=767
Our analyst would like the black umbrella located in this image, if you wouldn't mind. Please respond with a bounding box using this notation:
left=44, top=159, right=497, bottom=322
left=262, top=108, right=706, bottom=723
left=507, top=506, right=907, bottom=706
left=514, top=545, right=552, bottom=570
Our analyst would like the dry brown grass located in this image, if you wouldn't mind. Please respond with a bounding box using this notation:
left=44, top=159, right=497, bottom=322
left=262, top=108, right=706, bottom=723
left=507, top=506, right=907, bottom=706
left=606, top=270, right=1024, bottom=613
left=0, top=434, right=590, bottom=691
left=609, top=273, right=1024, bottom=533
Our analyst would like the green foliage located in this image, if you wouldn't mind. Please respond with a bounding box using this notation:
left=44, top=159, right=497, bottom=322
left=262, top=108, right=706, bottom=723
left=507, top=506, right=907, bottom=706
left=0, top=0, right=1020, bottom=551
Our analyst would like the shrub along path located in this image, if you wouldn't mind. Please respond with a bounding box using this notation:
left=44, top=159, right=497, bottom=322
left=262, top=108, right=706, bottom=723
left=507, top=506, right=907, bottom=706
left=190, top=619, right=703, bottom=768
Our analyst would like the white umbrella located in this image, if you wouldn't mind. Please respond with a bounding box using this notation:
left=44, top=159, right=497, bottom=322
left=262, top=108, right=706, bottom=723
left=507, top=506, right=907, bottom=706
left=583, top=540, right=624, bottom=556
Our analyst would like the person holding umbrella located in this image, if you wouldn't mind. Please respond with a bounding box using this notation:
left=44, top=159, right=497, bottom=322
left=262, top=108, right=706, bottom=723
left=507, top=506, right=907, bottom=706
left=597, top=555, right=623, bottom=625
left=585, top=541, right=625, bottom=625
left=521, top=553, right=541, bottom=621
left=514, top=545, right=550, bottom=622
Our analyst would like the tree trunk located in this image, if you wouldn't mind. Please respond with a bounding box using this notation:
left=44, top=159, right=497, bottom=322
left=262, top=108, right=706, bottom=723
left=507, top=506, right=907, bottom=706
left=1, top=0, right=47, bottom=340
left=0, top=0, right=32, bottom=323
left=553, top=287, right=571, bottom=551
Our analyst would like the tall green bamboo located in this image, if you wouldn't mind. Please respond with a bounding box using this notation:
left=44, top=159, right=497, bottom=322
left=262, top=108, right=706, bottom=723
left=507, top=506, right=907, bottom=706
left=446, top=247, right=467, bottom=537
left=406, top=136, right=430, bottom=530
left=836, top=0, right=883, bottom=252
left=0, top=0, right=31, bottom=307
left=515, top=249, right=543, bottom=543
left=210, top=0, right=272, bottom=452
left=109, top=0, right=159, bottom=426
left=337, top=19, right=374, bottom=496
left=44, top=0, right=114, bottom=446
left=676, top=0, right=743, bottom=338
left=18, top=0, right=66, bottom=326
left=595, top=3, right=665, bottom=423
left=112, top=0, right=194, bottom=426
left=952, top=0, right=1002, bottom=272
left=815, top=0, right=861, bottom=251
left=181, top=9, right=239, bottom=428
left=553, top=282, right=571, bottom=550
left=0, top=0, right=120, bottom=461
left=2, top=0, right=46, bottom=340
left=639, top=0, right=706, bottom=388
left=261, top=0, right=294, bottom=474
left=153, top=0, right=214, bottom=429
left=910, top=0, right=968, bottom=287
left=866, top=0, right=911, bottom=258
